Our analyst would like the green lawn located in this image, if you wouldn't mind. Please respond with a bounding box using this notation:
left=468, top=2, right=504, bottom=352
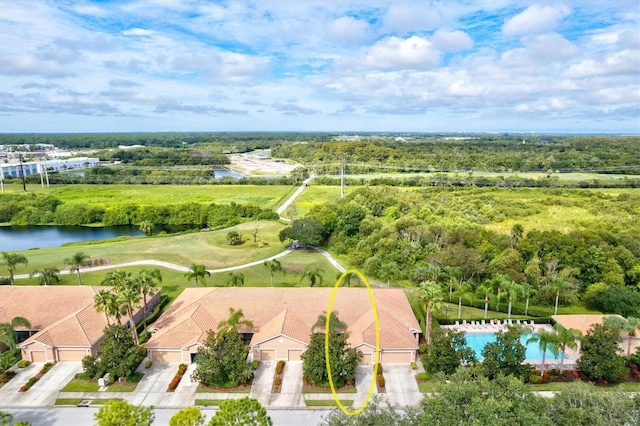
left=195, top=399, right=223, bottom=406
left=54, top=398, right=83, bottom=406
left=61, top=379, right=100, bottom=392
left=1, top=183, right=293, bottom=209
left=301, top=385, right=358, bottom=394
left=195, top=384, right=251, bottom=394
left=527, top=381, right=640, bottom=392
left=305, top=399, right=354, bottom=407
left=417, top=381, right=439, bottom=393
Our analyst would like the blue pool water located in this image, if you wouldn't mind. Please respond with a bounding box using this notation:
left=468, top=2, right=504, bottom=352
left=465, top=333, right=567, bottom=361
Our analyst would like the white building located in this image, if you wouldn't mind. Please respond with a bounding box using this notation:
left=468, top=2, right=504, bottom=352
left=0, top=157, right=100, bottom=179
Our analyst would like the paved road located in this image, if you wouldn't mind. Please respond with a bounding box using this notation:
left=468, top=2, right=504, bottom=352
left=3, top=407, right=328, bottom=426
left=276, top=176, right=313, bottom=222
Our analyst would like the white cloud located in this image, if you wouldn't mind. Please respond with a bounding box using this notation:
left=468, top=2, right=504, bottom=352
left=382, top=3, right=444, bottom=34
left=326, top=16, right=371, bottom=44
left=364, top=36, right=441, bottom=70
left=122, top=28, right=157, bottom=37
left=432, top=30, right=473, bottom=52
left=502, top=4, right=571, bottom=36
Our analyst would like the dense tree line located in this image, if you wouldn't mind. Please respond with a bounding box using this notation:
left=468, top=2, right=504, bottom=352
left=0, top=193, right=277, bottom=227
left=272, top=136, right=640, bottom=174
left=98, top=147, right=230, bottom=166
left=292, top=186, right=640, bottom=316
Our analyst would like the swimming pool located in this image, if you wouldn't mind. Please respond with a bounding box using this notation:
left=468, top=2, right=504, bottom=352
left=465, top=333, right=567, bottom=361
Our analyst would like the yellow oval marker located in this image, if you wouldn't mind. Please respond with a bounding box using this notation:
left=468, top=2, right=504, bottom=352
left=325, top=269, right=380, bottom=416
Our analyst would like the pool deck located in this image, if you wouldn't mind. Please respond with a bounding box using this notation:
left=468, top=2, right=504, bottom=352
left=441, top=320, right=581, bottom=370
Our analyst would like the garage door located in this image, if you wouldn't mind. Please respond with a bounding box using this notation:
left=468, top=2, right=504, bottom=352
left=360, top=353, right=374, bottom=364
left=381, top=352, right=411, bottom=363
left=58, top=350, right=87, bottom=361
left=150, top=351, right=183, bottom=362
left=260, top=350, right=275, bottom=361
left=30, top=351, right=47, bottom=362
left=288, top=350, right=303, bottom=361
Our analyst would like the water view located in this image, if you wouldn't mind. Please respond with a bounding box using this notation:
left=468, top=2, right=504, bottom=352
left=465, top=332, right=567, bottom=361
left=0, top=225, right=144, bottom=251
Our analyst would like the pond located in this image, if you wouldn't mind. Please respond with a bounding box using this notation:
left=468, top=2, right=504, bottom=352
left=213, top=168, right=244, bottom=179
left=0, top=225, right=144, bottom=251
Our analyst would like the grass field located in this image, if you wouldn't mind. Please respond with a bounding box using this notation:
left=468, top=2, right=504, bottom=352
left=305, top=399, right=354, bottom=407
left=344, top=171, right=638, bottom=182
left=1, top=183, right=296, bottom=210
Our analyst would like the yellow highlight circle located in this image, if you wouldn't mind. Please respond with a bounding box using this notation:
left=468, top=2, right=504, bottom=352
left=325, top=269, right=380, bottom=416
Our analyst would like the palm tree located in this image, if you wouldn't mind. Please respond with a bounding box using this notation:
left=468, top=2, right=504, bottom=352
left=491, top=274, right=511, bottom=312
left=604, top=316, right=640, bottom=358
left=521, top=283, right=537, bottom=316
left=443, top=266, right=460, bottom=302
left=29, top=267, right=60, bottom=286
left=510, top=223, right=524, bottom=249
left=553, top=323, right=581, bottom=373
left=185, top=264, right=210, bottom=287
left=102, top=270, right=140, bottom=344
left=379, top=261, right=399, bottom=288
left=94, top=289, right=118, bottom=326
left=217, top=308, right=253, bottom=334
left=263, top=259, right=285, bottom=287
left=64, top=252, right=91, bottom=286
left=0, top=317, right=31, bottom=351
left=501, top=281, right=524, bottom=319
left=312, top=311, right=348, bottom=334
left=453, top=280, right=472, bottom=319
left=301, top=265, right=324, bottom=287
left=476, top=284, right=493, bottom=320
left=227, top=272, right=245, bottom=287
left=418, top=280, right=443, bottom=345
left=527, top=329, right=559, bottom=375
left=136, top=269, right=162, bottom=332
left=139, top=220, right=154, bottom=236
left=1, top=252, right=28, bottom=285
left=551, top=277, right=570, bottom=315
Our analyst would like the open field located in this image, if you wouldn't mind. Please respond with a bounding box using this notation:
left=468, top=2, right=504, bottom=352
left=344, top=170, right=638, bottom=182
left=0, top=183, right=296, bottom=209
left=10, top=221, right=288, bottom=271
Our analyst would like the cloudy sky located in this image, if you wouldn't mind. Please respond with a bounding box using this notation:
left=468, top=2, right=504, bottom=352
left=0, top=0, right=638, bottom=133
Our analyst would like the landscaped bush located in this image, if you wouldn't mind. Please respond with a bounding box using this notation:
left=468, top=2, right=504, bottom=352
left=167, top=364, right=188, bottom=392
left=411, top=362, right=418, bottom=370
left=374, top=363, right=383, bottom=376
left=529, top=374, right=543, bottom=384
left=251, top=360, right=260, bottom=370
left=82, top=355, right=98, bottom=379
left=274, top=376, right=282, bottom=386
left=416, top=372, right=429, bottom=381
left=376, top=375, right=385, bottom=388
left=17, top=359, right=31, bottom=368
left=0, top=370, right=17, bottom=384
left=276, top=360, right=286, bottom=375
left=41, top=363, right=54, bottom=375
left=178, top=364, right=187, bottom=376
left=145, top=360, right=152, bottom=369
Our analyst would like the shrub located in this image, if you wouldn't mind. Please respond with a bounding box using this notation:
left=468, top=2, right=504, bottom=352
left=416, top=372, right=429, bottom=381
left=376, top=375, right=385, bottom=388
left=374, top=363, right=383, bottom=376
left=276, top=360, right=286, bottom=375
left=529, top=374, right=543, bottom=384
left=0, top=370, right=17, bottom=384
left=177, top=364, right=187, bottom=377
left=274, top=376, right=282, bottom=386
left=82, top=355, right=98, bottom=379
left=167, top=376, right=181, bottom=392
left=145, top=360, right=152, bottom=369
left=41, top=363, right=54, bottom=375
left=17, top=359, right=31, bottom=368
left=411, top=361, right=417, bottom=370
left=251, top=360, right=260, bottom=370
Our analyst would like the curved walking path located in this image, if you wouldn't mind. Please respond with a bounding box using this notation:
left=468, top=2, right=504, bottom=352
left=276, top=176, right=313, bottom=222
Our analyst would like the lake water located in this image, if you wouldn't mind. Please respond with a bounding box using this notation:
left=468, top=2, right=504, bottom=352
left=0, top=225, right=144, bottom=251
left=213, top=168, right=244, bottom=179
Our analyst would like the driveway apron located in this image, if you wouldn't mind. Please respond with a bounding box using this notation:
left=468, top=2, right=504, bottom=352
left=269, top=361, right=303, bottom=408
left=249, top=361, right=274, bottom=408
left=382, top=364, right=421, bottom=407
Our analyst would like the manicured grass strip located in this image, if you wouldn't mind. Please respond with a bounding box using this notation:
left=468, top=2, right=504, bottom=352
left=301, top=386, right=357, bottom=394
left=196, top=384, right=252, bottom=393
left=527, top=381, right=640, bottom=392
left=61, top=379, right=100, bottom=392
left=418, top=381, right=439, bottom=393
left=107, top=372, right=143, bottom=392
left=195, top=399, right=224, bottom=406
left=305, top=399, right=354, bottom=407
left=92, top=398, right=123, bottom=405
left=54, top=398, right=83, bottom=406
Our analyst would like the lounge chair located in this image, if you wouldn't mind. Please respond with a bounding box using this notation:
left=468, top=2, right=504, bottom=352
left=481, top=320, right=486, bottom=327
left=462, top=320, right=468, bottom=326
left=455, top=320, right=460, bottom=326
left=529, top=320, right=535, bottom=326
left=507, top=319, right=513, bottom=326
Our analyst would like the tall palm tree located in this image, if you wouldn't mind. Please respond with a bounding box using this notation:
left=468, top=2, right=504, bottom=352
left=217, top=308, right=253, bottom=334
left=443, top=266, right=460, bottom=302
left=301, top=265, right=324, bottom=287
left=476, top=284, right=493, bottom=319
left=64, top=252, right=91, bottom=286
left=1, top=252, right=28, bottom=286
left=491, top=274, right=511, bottom=312
left=227, top=272, right=245, bottom=287
left=185, top=263, right=210, bottom=287
left=263, top=259, right=285, bottom=287
left=94, top=289, right=117, bottom=326
left=102, top=270, right=140, bottom=344
left=527, top=329, right=559, bottom=375
left=604, top=316, right=640, bottom=358
left=418, top=280, right=443, bottom=345
left=553, top=323, right=581, bottom=373
left=139, top=220, right=155, bottom=236
left=29, top=267, right=60, bottom=286
left=510, top=223, right=524, bottom=249
left=551, top=277, right=570, bottom=315
left=521, top=283, right=537, bottom=316
left=136, top=269, right=162, bottom=332
left=453, top=280, right=472, bottom=319
left=501, top=281, right=524, bottom=319
left=379, top=261, right=399, bottom=288
left=0, top=317, right=31, bottom=351
left=313, top=311, right=348, bottom=334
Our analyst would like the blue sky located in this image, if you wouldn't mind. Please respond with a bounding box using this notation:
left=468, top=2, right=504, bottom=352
left=0, top=0, right=638, bottom=133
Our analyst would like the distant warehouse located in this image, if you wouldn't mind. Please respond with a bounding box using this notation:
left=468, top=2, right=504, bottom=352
left=0, top=157, right=99, bottom=179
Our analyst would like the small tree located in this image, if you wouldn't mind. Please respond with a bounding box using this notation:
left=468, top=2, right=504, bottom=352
left=302, top=312, right=362, bottom=388
left=577, top=323, right=627, bottom=383
left=553, top=323, right=581, bottom=373
left=278, top=217, right=324, bottom=248
left=263, top=259, right=285, bottom=287
left=139, top=220, right=154, bottom=236
left=226, top=272, right=245, bottom=287
left=169, top=407, right=206, bottom=426
left=481, top=325, right=528, bottom=380
left=208, top=397, right=272, bottom=426
left=226, top=230, right=243, bottom=246
left=1, top=252, right=28, bottom=286
left=418, top=281, right=443, bottom=345
left=423, top=327, right=476, bottom=375
left=64, top=252, right=91, bottom=286
left=527, top=329, right=559, bottom=376
left=91, top=325, right=146, bottom=381
left=300, top=265, right=324, bottom=287
left=185, top=264, right=211, bottom=287
left=29, top=267, right=60, bottom=286
left=191, top=328, right=251, bottom=388
left=94, top=400, right=154, bottom=426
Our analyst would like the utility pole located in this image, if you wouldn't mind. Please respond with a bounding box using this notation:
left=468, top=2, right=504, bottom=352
left=340, top=157, right=345, bottom=199
left=19, top=152, right=27, bottom=191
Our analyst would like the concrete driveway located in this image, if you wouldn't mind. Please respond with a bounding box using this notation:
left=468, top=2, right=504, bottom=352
left=131, top=362, right=180, bottom=406
left=269, top=361, right=303, bottom=408
left=381, top=364, right=421, bottom=407
left=0, top=362, right=81, bottom=408
left=249, top=361, right=274, bottom=407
